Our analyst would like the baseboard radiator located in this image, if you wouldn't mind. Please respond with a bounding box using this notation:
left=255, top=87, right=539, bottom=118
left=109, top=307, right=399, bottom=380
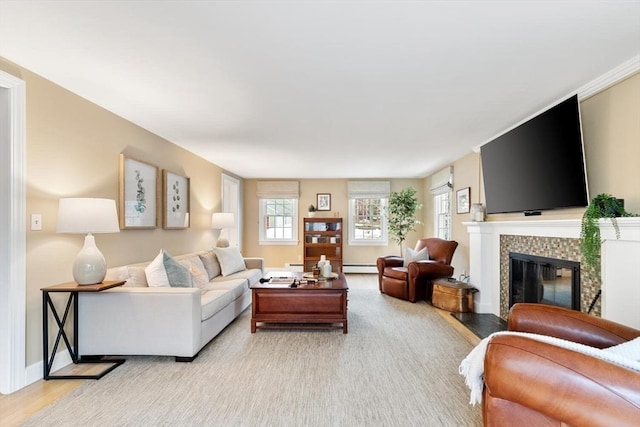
left=283, top=263, right=377, bottom=274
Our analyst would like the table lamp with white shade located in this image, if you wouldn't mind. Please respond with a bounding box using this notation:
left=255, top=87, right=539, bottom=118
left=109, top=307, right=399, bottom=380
left=211, top=212, right=234, bottom=248
left=56, top=198, right=120, bottom=285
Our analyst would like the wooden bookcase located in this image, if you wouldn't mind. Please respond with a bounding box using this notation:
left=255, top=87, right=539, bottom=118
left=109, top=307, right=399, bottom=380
left=303, top=217, right=343, bottom=273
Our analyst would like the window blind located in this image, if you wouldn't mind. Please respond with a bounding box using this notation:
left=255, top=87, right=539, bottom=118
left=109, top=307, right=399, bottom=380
left=430, top=166, right=453, bottom=195
left=256, top=181, right=300, bottom=199
left=347, top=181, right=391, bottom=199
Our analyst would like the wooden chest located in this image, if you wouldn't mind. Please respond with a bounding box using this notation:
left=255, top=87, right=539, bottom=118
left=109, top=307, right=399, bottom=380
left=432, top=279, right=477, bottom=313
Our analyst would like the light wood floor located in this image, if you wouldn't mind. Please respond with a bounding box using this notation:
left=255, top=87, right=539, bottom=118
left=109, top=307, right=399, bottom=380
left=0, top=307, right=479, bottom=427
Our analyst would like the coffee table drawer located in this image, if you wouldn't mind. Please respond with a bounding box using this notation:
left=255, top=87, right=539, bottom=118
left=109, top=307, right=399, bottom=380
left=254, top=291, right=345, bottom=314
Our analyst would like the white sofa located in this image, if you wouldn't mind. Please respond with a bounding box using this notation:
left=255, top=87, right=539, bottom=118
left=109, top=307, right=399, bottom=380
left=78, top=249, right=264, bottom=361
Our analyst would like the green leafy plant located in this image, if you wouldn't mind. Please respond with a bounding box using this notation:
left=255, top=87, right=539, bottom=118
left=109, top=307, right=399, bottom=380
left=386, top=187, right=422, bottom=254
left=308, top=204, right=316, bottom=212
left=580, top=193, right=632, bottom=274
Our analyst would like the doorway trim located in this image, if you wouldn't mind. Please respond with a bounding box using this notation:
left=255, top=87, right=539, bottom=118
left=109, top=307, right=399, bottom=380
left=0, top=69, right=26, bottom=394
left=221, top=174, right=241, bottom=250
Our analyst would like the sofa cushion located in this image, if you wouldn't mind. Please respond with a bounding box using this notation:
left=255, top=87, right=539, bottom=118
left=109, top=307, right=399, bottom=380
left=205, top=279, right=247, bottom=300
left=386, top=267, right=408, bottom=280
left=199, top=250, right=221, bottom=280
left=404, top=247, right=429, bottom=267
left=117, top=265, right=148, bottom=288
left=179, top=256, right=209, bottom=290
left=212, top=268, right=263, bottom=287
left=212, top=247, right=247, bottom=276
left=145, top=250, right=193, bottom=288
left=201, top=289, right=234, bottom=321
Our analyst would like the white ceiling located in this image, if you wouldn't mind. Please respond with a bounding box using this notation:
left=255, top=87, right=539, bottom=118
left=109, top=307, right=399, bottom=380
left=1, top=1, right=639, bottom=179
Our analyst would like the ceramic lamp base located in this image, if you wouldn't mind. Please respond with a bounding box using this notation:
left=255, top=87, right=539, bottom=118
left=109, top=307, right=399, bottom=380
left=73, top=233, right=107, bottom=285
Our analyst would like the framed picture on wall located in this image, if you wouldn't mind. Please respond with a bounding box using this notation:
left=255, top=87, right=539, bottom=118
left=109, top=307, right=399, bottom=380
left=456, top=187, right=470, bottom=214
left=163, top=170, right=190, bottom=229
left=119, top=154, right=159, bottom=229
left=317, top=193, right=331, bottom=211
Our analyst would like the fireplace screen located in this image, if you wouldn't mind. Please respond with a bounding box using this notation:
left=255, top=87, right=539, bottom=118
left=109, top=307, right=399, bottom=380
left=509, top=252, right=580, bottom=310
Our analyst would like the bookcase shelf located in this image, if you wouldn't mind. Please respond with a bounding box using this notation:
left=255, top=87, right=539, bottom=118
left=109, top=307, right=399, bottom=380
left=303, top=217, right=343, bottom=273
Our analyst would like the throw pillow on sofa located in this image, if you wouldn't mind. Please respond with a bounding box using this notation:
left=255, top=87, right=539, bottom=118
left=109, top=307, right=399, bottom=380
left=199, top=250, right=222, bottom=280
left=117, top=265, right=148, bottom=287
left=212, top=246, right=246, bottom=276
left=403, top=247, right=429, bottom=267
left=179, top=256, right=209, bottom=290
left=145, top=250, right=193, bottom=288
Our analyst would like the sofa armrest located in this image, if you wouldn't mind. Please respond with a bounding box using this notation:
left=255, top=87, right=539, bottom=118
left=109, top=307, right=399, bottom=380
left=508, top=303, right=640, bottom=348
left=408, top=260, right=454, bottom=280
left=377, top=256, right=404, bottom=291
left=377, top=256, right=404, bottom=269
left=484, top=334, right=640, bottom=427
left=244, top=257, right=264, bottom=273
left=78, top=287, right=202, bottom=358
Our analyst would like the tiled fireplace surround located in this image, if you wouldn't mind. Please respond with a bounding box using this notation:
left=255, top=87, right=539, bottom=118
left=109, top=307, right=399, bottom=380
left=464, top=218, right=640, bottom=329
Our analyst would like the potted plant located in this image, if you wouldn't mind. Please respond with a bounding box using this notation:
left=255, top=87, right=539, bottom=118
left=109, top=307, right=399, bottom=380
left=386, top=187, right=422, bottom=255
left=308, top=204, right=317, bottom=218
left=580, top=193, right=633, bottom=274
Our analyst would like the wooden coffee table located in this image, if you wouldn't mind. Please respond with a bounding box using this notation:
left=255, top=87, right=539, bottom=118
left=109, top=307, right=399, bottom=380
left=251, top=273, right=349, bottom=333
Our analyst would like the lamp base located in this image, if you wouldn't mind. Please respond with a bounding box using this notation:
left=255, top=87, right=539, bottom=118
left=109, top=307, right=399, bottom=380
left=215, top=237, right=230, bottom=248
left=73, top=234, right=107, bottom=285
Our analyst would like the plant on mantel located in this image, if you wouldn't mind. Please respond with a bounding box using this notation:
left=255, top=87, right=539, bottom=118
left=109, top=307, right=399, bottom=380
left=580, top=193, right=634, bottom=274
left=386, top=187, right=422, bottom=255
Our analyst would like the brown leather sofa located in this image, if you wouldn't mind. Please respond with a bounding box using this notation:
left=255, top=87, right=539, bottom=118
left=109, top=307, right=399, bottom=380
left=484, top=303, right=640, bottom=427
left=376, top=238, right=458, bottom=302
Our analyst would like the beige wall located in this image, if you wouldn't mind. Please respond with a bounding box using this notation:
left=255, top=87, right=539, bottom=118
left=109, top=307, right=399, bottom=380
left=581, top=73, right=640, bottom=213
left=243, top=179, right=425, bottom=268
left=1, top=58, right=240, bottom=366
left=425, top=72, right=640, bottom=281
left=449, top=152, right=482, bottom=277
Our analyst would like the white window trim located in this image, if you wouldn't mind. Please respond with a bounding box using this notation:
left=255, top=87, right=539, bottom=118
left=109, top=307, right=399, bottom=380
left=347, top=198, right=388, bottom=246
left=433, top=191, right=452, bottom=240
left=258, top=198, right=299, bottom=245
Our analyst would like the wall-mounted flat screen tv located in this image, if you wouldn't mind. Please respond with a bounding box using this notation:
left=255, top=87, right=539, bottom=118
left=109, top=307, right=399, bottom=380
left=480, top=95, right=588, bottom=215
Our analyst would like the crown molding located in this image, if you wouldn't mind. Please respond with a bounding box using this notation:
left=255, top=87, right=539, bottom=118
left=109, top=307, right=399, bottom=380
left=577, top=55, right=640, bottom=100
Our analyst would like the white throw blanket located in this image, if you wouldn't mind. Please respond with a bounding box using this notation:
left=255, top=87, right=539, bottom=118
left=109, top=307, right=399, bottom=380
left=459, top=331, right=640, bottom=406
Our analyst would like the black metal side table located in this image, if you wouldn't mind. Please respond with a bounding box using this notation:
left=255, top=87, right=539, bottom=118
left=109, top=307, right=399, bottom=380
left=41, top=280, right=126, bottom=380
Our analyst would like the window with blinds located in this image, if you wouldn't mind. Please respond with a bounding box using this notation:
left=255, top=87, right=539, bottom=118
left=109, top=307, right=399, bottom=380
left=347, top=181, right=390, bottom=246
left=257, top=181, right=299, bottom=245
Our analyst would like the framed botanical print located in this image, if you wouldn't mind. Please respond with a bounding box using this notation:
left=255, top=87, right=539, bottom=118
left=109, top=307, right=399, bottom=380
left=163, top=170, right=190, bottom=229
left=119, top=154, right=159, bottom=229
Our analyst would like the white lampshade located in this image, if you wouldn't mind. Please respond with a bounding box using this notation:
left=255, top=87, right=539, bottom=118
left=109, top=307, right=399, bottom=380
left=211, top=212, right=234, bottom=248
left=56, top=198, right=120, bottom=285
left=211, top=212, right=234, bottom=229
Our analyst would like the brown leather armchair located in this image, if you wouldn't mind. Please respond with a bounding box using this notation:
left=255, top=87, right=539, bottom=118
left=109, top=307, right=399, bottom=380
left=376, top=238, right=458, bottom=302
left=484, top=303, right=640, bottom=427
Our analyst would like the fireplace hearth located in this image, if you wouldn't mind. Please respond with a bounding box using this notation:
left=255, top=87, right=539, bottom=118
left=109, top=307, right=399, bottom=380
left=509, top=252, right=580, bottom=311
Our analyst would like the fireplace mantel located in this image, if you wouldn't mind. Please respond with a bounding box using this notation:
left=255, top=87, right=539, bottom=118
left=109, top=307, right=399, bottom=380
left=464, top=218, right=640, bottom=328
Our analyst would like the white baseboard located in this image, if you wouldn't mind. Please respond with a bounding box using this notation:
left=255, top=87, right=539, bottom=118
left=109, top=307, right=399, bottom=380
left=25, top=348, right=73, bottom=386
left=343, top=265, right=377, bottom=273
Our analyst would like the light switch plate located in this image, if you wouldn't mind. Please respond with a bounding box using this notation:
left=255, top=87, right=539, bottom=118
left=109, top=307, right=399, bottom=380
left=31, top=214, right=42, bottom=231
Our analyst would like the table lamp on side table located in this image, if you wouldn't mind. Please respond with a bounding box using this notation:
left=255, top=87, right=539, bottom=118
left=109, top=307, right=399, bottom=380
left=56, top=198, right=120, bottom=285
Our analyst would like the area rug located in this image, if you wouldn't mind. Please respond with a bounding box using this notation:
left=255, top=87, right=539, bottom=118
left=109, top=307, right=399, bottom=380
left=23, top=275, right=481, bottom=426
